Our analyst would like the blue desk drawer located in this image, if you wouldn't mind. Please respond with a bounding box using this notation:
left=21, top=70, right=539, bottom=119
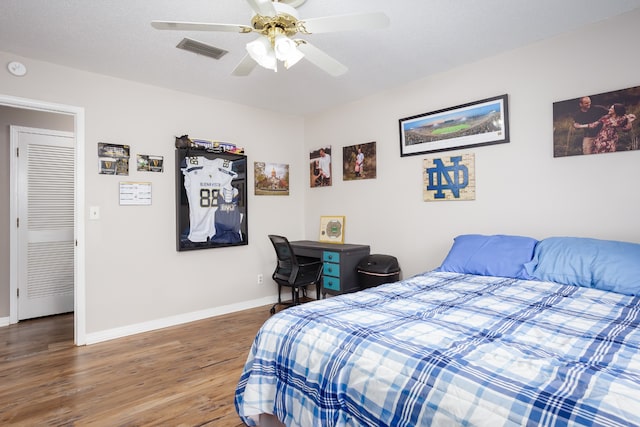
left=323, top=276, right=340, bottom=291
left=323, top=262, right=340, bottom=277
left=323, top=251, right=340, bottom=263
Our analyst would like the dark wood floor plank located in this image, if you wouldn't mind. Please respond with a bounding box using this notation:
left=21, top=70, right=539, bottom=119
left=0, top=306, right=271, bottom=426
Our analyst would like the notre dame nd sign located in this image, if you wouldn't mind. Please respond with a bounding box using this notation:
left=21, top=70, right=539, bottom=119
left=423, top=153, right=475, bottom=201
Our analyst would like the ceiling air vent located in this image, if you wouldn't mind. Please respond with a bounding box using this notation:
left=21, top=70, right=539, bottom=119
left=176, top=38, right=228, bottom=60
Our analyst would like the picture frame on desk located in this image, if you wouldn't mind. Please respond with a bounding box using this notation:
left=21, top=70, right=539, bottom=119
left=319, top=216, right=345, bottom=244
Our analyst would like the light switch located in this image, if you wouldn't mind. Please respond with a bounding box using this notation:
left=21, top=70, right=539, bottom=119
left=89, top=206, right=100, bottom=220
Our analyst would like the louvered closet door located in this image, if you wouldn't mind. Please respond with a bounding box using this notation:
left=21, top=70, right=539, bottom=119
left=16, top=127, right=75, bottom=320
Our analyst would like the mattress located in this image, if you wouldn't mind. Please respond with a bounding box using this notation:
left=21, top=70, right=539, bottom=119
left=235, top=271, right=640, bottom=426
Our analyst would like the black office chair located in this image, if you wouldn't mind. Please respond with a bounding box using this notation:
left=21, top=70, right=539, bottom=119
left=268, top=235, right=323, bottom=315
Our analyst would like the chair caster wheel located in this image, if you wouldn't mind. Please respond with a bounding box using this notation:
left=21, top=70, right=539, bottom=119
left=270, top=307, right=276, bottom=315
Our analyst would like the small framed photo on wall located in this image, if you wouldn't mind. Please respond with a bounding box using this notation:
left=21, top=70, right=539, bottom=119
left=310, top=146, right=332, bottom=187
left=343, top=141, right=376, bottom=181
left=254, top=162, right=289, bottom=195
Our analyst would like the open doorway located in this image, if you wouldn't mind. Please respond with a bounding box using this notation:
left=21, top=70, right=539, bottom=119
left=0, top=95, right=86, bottom=345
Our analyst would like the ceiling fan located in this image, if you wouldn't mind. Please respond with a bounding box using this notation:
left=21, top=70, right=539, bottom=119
left=151, top=0, right=389, bottom=77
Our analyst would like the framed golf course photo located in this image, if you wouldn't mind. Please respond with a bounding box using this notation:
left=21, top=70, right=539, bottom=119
left=399, top=94, right=509, bottom=156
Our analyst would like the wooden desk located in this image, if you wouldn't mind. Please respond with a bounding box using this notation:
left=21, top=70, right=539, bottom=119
left=289, top=240, right=370, bottom=296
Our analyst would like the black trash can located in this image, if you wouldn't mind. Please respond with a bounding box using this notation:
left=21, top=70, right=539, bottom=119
left=357, top=254, right=401, bottom=289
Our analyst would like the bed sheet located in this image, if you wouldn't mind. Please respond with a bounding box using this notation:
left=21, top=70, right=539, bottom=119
left=235, top=271, right=640, bottom=426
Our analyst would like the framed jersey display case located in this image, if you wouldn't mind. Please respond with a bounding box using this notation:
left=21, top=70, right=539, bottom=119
left=175, top=148, right=248, bottom=251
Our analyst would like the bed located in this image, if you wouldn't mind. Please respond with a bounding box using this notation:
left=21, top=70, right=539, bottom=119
left=235, top=235, right=640, bottom=426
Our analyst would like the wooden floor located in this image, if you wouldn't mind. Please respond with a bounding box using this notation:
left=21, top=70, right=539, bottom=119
left=0, top=305, right=273, bottom=426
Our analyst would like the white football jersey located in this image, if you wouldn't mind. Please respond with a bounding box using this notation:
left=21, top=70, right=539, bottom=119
left=182, top=156, right=237, bottom=242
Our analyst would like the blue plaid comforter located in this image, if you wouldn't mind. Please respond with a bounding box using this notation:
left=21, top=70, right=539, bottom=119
left=235, top=271, right=640, bottom=426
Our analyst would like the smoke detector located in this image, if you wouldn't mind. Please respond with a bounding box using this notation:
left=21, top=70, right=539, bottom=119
left=7, top=61, right=27, bottom=77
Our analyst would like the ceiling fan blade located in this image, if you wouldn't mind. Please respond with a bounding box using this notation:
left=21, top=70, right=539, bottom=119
left=299, top=12, right=390, bottom=34
left=245, top=0, right=277, bottom=17
left=151, top=20, right=253, bottom=33
left=296, top=41, right=348, bottom=77
left=231, top=54, right=258, bottom=76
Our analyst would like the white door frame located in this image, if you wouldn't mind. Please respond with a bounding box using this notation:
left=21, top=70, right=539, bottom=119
left=3, top=94, right=86, bottom=346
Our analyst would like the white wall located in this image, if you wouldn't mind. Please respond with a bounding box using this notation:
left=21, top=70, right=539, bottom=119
left=304, top=9, right=640, bottom=278
left=0, top=52, right=306, bottom=336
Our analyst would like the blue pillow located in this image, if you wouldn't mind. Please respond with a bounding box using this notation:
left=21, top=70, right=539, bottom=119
left=524, top=237, right=640, bottom=296
left=438, top=234, right=538, bottom=280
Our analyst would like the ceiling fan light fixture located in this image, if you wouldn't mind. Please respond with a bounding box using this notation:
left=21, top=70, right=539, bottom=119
left=274, top=34, right=296, bottom=60
left=274, top=33, right=304, bottom=69
left=246, top=37, right=277, bottom=71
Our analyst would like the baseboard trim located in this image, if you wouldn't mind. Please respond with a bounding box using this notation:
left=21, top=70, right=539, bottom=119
left=85, top=296, right=275, bottom=345
left=0, top=316, right=10, bottom=327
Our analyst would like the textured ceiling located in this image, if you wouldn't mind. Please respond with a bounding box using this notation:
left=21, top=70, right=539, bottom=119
left=2, top=0, right=640, bottom=115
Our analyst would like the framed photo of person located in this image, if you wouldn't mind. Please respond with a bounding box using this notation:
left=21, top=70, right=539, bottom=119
left=552, top=85, right=639, bottom=157
left=343, top=141, right=376, bottom=181
left=309, top=146, right=332, bottom=188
